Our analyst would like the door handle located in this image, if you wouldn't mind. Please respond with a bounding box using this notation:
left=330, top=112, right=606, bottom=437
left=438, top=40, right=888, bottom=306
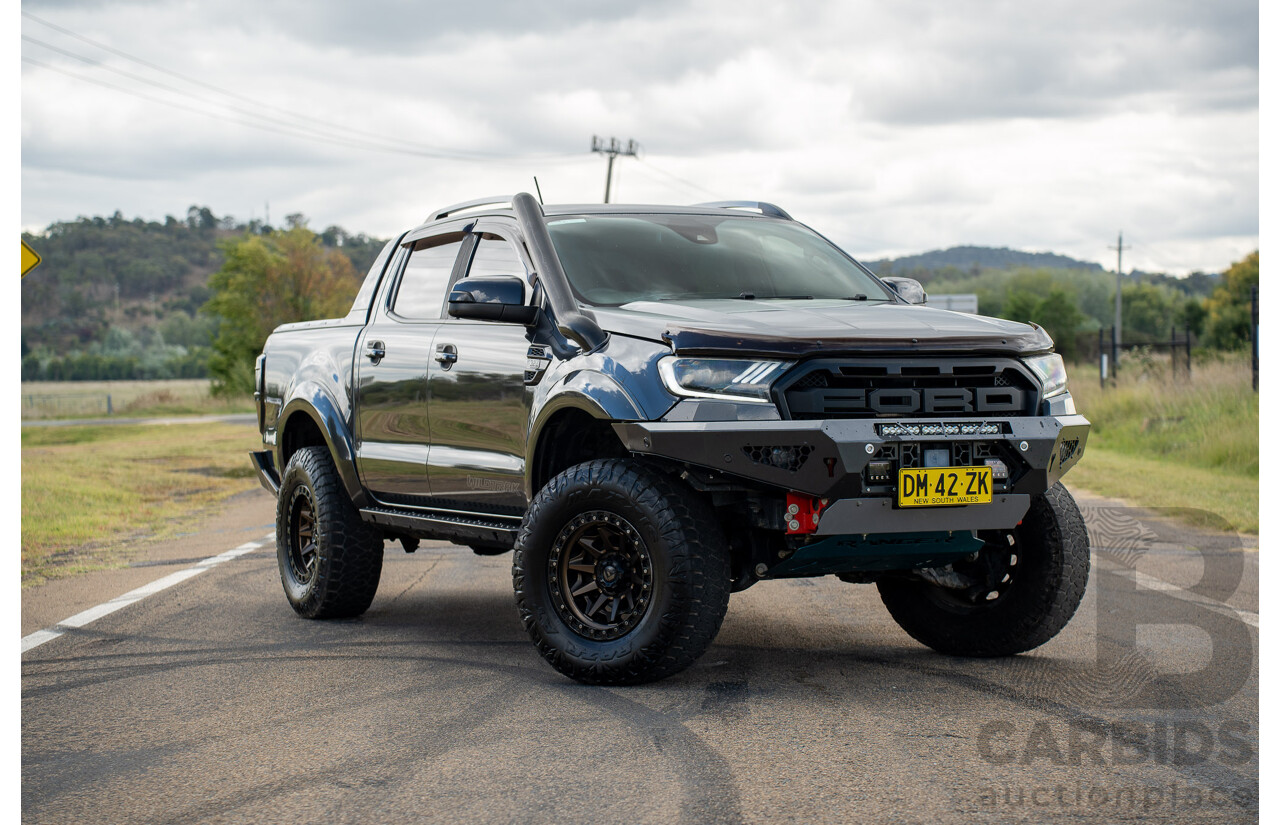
left=434, top=343, right=458, bottom=368
left=365, top=340, right=385, bottom=362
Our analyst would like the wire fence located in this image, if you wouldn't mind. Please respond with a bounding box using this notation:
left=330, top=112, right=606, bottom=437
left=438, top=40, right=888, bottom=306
left=22, top=392, right=113, bottom=419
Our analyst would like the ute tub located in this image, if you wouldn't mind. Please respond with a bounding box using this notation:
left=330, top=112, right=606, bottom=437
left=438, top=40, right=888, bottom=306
left=612, top=414, right=1089, bottom=534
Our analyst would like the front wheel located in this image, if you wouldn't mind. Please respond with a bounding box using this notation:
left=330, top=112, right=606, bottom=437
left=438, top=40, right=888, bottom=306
left=513, top=459, right=731, bottom=685
left=878, top=483, right=1089, bottom=656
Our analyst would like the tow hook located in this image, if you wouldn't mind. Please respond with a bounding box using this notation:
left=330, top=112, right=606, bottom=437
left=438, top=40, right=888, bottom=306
left=785, top=493, right=829, bottom=535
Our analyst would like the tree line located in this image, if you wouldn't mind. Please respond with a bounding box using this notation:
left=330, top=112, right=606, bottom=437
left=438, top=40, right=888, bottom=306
left=921, top=255, right=1256, bottom=361
left=21, top=207, right=383, bottom=383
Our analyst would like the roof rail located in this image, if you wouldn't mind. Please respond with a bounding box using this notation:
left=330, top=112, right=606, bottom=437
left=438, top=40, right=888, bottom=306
left=425, top=196, right=514, bottom=223
left=694, top=201, right=793, bottom=220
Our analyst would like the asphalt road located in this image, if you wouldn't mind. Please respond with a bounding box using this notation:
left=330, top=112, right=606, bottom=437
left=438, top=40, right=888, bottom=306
left=21, top=486, right=1258, bottom=824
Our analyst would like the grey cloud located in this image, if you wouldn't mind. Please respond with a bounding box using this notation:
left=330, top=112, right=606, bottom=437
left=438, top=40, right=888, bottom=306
left=839, top=0, right=1257, bottom=124
left=27, top=0, right=689, bottom=53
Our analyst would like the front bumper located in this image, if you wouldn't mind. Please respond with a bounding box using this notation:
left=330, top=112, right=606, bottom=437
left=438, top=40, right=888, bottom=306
left=613, top=413, right=1089, bottom=534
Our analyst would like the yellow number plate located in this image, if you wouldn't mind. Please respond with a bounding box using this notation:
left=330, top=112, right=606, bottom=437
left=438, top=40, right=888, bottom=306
left=897, top=466, right=993, bottom=507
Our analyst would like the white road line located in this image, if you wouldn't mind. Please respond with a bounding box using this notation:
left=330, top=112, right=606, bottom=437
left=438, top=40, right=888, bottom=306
left=1110, top=566, right=1260, bottom=628
left=21, top=536, right=274, bottom=654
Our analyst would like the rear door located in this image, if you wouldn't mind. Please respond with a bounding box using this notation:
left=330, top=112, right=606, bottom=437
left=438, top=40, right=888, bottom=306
left=354, top=230, right=470, bottom=506
left=424, top=227, right=536, bottom=514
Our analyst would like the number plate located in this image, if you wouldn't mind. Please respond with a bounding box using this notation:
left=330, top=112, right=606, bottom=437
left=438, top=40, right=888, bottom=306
left=897, top=466, right=993, bottom=507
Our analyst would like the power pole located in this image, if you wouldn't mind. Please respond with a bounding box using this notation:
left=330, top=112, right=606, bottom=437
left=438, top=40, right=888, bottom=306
left=1109, top=231, right=1125, bottom=357
left=591, top=136, right=639, bottom=203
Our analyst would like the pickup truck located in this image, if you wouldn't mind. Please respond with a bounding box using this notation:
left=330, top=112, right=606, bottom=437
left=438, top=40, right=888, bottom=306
left=251, top=193, right=1091, bottom=685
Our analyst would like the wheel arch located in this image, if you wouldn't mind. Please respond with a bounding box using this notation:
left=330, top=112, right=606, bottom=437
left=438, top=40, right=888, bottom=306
left=277, top=382, right=365, bottom=507
left=526, top=394, right=631, bottom=499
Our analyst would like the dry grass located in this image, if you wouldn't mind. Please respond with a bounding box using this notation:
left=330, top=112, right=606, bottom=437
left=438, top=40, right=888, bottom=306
left=21, top=421, right=262, bottom=585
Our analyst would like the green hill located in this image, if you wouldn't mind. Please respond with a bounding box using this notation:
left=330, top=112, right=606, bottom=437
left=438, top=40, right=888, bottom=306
left=863, top=245, right=1103, bottom=279
left=21, top=207, right=385, bottom=380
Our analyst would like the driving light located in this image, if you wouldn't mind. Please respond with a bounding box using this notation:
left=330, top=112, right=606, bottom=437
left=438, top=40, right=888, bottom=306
left=658, top=357, right=792, bottom=403
left=1024, top=353, right=1068, bottom=398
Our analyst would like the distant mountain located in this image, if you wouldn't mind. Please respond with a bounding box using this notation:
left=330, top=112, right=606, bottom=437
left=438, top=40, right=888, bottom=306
left=862, top=245, right=1104, bottom=278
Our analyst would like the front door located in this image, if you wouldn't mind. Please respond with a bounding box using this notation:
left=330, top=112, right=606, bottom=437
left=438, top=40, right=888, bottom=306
left=425, top=230, right=535, bottom=515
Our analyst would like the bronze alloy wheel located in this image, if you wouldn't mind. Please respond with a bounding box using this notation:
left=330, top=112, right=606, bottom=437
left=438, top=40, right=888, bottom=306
left=286, top=486, right=319, bottom=585
left=548, top=510, right=654, bottom=641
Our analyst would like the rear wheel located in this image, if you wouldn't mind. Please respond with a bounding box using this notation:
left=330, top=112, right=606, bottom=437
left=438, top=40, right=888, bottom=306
left=877, top=483, right=1089, bottom=656
left=513, top=459, right=731, bottom=685
left=276, top=446, right=384, bottom=618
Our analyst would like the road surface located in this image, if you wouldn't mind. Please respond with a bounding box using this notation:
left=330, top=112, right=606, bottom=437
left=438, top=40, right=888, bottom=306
left=21, top=486, right=1258, bottom=824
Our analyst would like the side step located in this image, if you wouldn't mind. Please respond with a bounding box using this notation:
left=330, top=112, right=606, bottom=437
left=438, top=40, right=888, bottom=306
left=359, top=506, right=520, bottom=549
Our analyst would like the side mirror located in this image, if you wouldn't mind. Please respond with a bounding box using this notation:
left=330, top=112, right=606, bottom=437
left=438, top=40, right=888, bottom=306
left=881, top=276, right=927, bottom=305
left=448, top=276, right=539, bottom=324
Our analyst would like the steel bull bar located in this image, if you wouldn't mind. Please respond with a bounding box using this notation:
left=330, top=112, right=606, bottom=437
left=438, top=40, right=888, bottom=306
left=612, top=414, right=1090, bottom=535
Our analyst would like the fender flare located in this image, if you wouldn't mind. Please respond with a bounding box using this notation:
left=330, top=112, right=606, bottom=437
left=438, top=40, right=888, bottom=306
left=524, top=371, right=647, bottom=499
left=276, top=382, right=365, bottom=507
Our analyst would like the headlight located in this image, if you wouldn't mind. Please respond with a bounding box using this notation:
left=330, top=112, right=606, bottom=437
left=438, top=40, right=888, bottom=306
left=1025, top=353, right=1068, bottom=398
left=658, top=357, right=792, bottom=403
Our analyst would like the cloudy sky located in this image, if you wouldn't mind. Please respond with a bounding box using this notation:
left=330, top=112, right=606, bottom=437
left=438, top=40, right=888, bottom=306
left=20, top=0, right=1258, bottom=274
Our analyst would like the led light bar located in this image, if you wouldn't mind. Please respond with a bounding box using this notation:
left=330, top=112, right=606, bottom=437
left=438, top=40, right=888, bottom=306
left=877, top=421, right=1005, bottom=438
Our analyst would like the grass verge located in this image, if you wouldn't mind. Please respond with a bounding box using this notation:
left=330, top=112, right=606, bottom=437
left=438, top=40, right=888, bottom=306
left=1068, top=352, right=1257, bottom=534
left=21, top=421, right=261, bottom=585
left=1065, top=448, right=1257, bottom=534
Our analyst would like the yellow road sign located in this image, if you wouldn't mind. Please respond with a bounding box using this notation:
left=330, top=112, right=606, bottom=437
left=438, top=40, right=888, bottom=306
left=22, top=239, right=42, bottom=277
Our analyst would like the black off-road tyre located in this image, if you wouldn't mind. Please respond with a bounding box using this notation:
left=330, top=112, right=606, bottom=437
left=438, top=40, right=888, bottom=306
left=276, top=446, right=384, bottom=619
left=513, top=459, right=732, bottom=685
left=877, top=483, right=1089, bottom=657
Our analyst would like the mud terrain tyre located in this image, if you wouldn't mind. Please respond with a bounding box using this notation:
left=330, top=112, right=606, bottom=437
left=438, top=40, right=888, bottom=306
left=877, top=483, right=1089, bottom=656
left=276, top=446, right=384, bottom=619
left=513, top=459, right=731, bottom=685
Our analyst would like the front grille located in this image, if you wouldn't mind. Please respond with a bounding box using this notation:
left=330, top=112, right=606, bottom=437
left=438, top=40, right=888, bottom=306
left=778, top=358, right=1038, bottom=420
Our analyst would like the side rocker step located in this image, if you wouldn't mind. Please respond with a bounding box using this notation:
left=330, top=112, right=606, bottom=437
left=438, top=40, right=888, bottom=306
left=359, top=506, right=520, bottom=548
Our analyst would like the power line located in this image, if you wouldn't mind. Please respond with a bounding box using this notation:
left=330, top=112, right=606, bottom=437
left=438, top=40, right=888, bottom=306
left=22, top=35, right=453, bottom=158
left=22, top=55, right=595, bottom=171
left=625, top=161, right=717, bottom=202
left=22, top=56, right=383, bottom=153
left=22, top=11, right=583, bottom=164
left=21, top=10, right=499, bottom=158
left=636, top=158, right=723, bottom=200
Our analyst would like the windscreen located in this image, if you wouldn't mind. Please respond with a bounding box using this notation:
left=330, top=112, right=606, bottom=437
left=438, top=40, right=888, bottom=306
left=546, top=214, right=894, bottom=306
